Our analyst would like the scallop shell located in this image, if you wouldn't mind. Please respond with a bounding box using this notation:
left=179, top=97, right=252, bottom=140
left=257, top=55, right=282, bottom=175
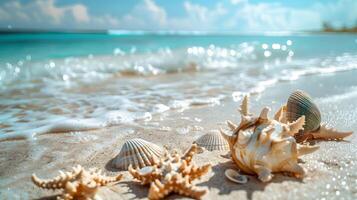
left=195, top=131, right=229, bottom=151
left=113, top=138, right=164, bottom=170
left=225, top=169, right=248, bottom=184
left=286, top=90, right=321, bottom=132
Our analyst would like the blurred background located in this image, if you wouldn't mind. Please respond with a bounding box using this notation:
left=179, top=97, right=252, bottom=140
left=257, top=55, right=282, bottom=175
left=0, top=0, right=356, bottom=140
left=1, top=0, right=357, bottom=32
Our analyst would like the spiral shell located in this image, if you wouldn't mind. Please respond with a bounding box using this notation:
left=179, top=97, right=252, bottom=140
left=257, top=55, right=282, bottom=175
left=113, top=138, right=164, bottom=170
left=287, top=90, right=321, bottom=133
left=221, top=95, right=319, bottom=182
left=195, top=131, right=229, bottom=151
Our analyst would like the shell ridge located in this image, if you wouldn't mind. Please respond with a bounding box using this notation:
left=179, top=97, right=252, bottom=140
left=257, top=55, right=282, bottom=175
left=195, top=131, right=229, bottom=151
left=114, top=138, right=164, bottom=170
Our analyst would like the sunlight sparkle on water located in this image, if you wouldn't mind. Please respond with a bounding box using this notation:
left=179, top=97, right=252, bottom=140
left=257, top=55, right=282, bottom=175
left=264, top=50, right=272, bottom=57
left=272, top=43, right=281, bottom=50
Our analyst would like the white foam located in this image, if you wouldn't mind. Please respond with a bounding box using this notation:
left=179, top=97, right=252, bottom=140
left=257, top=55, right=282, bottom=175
left=0, top=119, right=104, bottom=142
left=1, top=44, right=357, bottom=142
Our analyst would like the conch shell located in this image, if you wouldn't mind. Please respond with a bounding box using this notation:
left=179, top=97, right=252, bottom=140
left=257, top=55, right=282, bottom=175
left=277, top=90, right=353, bottom=142
left=220, top=95, right=319, bottom=182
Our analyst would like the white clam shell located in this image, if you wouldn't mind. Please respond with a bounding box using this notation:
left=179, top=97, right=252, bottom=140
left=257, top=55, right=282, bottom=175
left=225, top=169, right=248, bottom=184
left=113, top=138, right=163, bottom=170
left=195, top=131, right=229, bottom=151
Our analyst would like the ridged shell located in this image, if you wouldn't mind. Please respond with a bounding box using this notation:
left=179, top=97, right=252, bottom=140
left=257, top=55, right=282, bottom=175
left=195, top=131, right=229, bottom=151
left=113, top=138, right=164, bottom=170
left=287, top=90, right=321, bottom=132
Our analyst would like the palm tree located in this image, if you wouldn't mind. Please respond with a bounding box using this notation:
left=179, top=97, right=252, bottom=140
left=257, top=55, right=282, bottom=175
left=322, top=21, right=334, bottom=32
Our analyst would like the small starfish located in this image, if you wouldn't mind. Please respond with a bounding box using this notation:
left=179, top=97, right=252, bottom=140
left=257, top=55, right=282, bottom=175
left=32, top=165, right=123, bottom=200
left=129, top=143, right=211, bottom=200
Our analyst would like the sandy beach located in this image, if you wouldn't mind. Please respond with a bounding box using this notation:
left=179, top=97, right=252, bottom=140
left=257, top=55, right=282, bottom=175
left=1, top=69, right=356, bottom=200
left=1, top=0, right=357, bottom=199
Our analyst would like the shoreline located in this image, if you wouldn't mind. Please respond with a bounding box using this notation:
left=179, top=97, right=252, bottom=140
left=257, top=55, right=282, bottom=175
left=1, top=70, right=357, bottom=199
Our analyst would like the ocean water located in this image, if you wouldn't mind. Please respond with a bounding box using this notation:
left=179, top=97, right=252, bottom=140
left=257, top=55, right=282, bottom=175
left=1, top=32, right=357, bottom=141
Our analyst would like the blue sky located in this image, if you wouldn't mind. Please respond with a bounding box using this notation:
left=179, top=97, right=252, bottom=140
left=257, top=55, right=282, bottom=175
left=0, top=0, right=356, bottom=32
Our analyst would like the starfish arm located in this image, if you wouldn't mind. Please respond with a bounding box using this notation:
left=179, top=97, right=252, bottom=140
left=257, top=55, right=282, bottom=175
left=93, top=173, right=123, bottom=186
left=174, top=176, right=207, bottom=200
left=58, top=181, right=78, bottom=200
left=148, top=179, right=171, bottom=200
left=58, top=193, right=74, bottom=200
left=31, top=167, right=81, bottom=190
left=311, top=123, right=353, bottom=140
left=182, top=144, right=198, bottom=164
left=186, top=164, right=211, bottom=182
left=128, top=165, right=161, bottom=185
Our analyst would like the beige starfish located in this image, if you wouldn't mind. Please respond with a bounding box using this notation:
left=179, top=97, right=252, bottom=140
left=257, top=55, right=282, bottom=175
left=31, top=165, right=123, bottom=200
left=129, top=144, right=211, bottom=200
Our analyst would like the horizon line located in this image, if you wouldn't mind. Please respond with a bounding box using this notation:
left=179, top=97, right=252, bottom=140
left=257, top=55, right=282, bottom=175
left=0, top=28, right=354, bottom=36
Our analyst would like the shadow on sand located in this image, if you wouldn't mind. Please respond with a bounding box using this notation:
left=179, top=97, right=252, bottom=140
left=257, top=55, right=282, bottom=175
left=35, top=194, right=58, bottom=200
left=198, top=160, right=303, bottom=200
left=105, top=157, right=122, bottom=172
left=117, top=181, right=148, bottom=200
left=105, top=151, right=305, bottom=200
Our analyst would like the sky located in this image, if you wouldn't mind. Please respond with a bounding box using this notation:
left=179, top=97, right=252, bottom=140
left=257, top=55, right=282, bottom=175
left=0, top=0, right=356, bottom=32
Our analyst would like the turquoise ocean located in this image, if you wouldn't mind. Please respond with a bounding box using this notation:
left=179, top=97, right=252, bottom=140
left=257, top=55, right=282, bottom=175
left=1, top=32, right=357, bottom=140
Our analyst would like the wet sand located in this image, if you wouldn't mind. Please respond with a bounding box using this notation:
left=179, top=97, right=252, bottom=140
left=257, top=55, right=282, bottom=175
left=1, top=70, right=357, bottom=200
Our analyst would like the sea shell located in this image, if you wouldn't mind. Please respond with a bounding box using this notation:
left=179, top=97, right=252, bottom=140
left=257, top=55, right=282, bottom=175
left=286, top=90, right=321, bottom=133
left=225, top=169, right=248, bottom=184
left=283, top=90, right=353, bottom=142
left=195, top=131, right=229, bottom=151
left=113, top=138, right=164, bottom=170
left=220, top=95, right=319, bottom=182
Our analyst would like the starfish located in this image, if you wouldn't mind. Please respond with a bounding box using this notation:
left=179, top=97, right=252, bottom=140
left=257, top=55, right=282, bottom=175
left=129, top=143, right=211, bottom=200
left=31, top=165, right=123, bottom=200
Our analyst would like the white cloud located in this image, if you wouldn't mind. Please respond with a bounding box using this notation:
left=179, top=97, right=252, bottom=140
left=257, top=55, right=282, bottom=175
left=230, top=0, right=248, bottom=5
left=92, top=14, right=119, bottom=27
left=0, top=0, right=356, bottom=32
left=70, top=4, right=90, bottom=23
left=166, top=2, right=227, bottom=31
left=225, top=0, right=357, bottom=32
left=118, top=0, right=167, bottom=29
left=226, top=2, right=321, bottom=32
left=184, top=1, right=208, bottom=22
left=0, top=0, right=117, bottom=29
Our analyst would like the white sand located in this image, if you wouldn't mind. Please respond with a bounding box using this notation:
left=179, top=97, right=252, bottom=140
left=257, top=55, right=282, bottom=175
left=0, top=70, right=356, bottom=200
